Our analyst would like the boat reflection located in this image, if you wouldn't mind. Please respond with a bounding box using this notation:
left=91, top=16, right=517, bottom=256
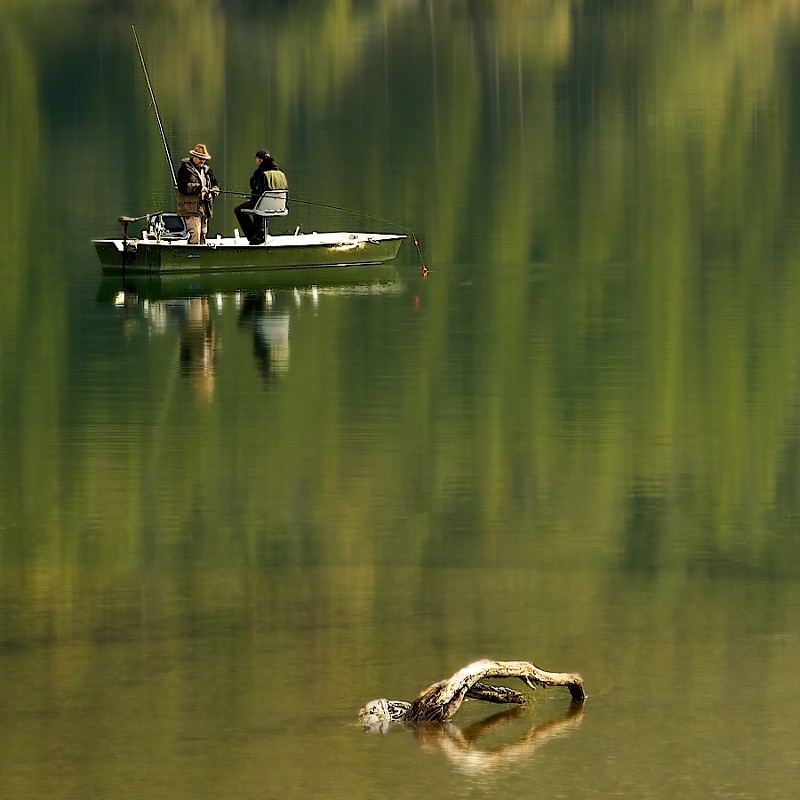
left=96, top=264, right=401, bottom=303
left=97, top=266, right=402, bottom=395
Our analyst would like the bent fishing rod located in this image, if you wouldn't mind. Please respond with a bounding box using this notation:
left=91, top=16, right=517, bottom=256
left=214, top=189, right=415, bottom=235
left=132, top=25, right=177, bottom=188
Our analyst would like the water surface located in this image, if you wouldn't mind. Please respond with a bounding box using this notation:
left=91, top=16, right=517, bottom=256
left=1, top=2, right=799, bottom=798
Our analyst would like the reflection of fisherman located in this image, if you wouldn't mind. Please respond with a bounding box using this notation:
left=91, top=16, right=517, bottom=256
left=179, top=298, right=218, bottom=398
left=234, top=149, right=288, bottom=245
left=177, top=143, right=220, bottom=244
left=238, top=294, right=290, bottom=388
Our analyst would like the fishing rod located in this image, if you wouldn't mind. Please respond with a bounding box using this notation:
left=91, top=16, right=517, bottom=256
left=132, top=25, right=177, bottom=188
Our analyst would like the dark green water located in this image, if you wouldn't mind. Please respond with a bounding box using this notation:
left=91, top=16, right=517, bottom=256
left=1, top=2, right=799, bottom=798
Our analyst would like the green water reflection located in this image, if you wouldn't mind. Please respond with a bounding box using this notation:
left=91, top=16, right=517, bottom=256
left=2, top=2, right=800, bottom=799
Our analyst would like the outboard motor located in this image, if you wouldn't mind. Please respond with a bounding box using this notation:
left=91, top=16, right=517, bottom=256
left=146, top=212, right=190, bottom=242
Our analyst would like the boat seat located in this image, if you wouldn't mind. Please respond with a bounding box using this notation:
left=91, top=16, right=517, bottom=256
left=243, top=190, right=289, bottom=218
left=146, top=212, right=190, bottom=241
left=242, top=190, right=288, bottom=242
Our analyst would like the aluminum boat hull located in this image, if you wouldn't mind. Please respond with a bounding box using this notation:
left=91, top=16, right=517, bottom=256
left=94, top=231, right=405, bottom=274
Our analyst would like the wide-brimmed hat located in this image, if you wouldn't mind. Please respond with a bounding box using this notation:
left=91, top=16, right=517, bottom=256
left=190, top=143, right=212, bottom=160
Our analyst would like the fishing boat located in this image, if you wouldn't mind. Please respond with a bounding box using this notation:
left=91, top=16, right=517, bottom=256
left=94, top=29, right=409, bottom=277
left=93, top=191, right=406, bottom=275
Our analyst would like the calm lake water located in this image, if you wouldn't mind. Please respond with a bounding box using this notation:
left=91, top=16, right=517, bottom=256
left=2, top=2, right=800, bottom=798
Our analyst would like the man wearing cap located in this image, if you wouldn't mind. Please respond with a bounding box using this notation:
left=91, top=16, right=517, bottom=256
left=177, top=143, right=220, bottom=244
left=234, top=150, right=288, bottom=245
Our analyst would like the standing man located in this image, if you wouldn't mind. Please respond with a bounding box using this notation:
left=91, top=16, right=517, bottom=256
left=177, top=143, right=220, bottom=244
left=234, top=149, right=288, bottom=245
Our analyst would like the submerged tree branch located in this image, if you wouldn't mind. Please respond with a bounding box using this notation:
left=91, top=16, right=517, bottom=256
left=359, top=659, right=586, bottom=728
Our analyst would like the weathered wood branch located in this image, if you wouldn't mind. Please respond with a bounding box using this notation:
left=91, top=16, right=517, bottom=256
left=359, top=659, right=585, bottom=729
left=405, top=659, right=586, bottom=723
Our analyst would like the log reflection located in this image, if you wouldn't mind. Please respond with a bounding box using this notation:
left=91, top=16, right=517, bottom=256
left=363, top=700, right=585, bottom=773
left=411, top=701, right=585, bottom=773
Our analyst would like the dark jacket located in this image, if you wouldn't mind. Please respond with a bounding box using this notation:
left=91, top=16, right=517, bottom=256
left=249, top=159, right=288, bottom=202
left=177, top=158, right=220, bottom=217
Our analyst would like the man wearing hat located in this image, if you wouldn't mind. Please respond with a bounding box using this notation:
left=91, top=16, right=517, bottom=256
left=177, top=143, right=220, bottom=244
left=234, top=149, right=288, bottom=245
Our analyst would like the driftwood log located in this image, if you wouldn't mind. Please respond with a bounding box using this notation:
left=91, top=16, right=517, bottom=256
left=359, top=659, right=586, bottom=728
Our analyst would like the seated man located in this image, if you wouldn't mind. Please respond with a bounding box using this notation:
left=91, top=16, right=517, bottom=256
left=235, top=150, right=288, bottom=245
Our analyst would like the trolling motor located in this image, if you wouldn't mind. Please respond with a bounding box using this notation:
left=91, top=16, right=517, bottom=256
left=119, top=215, right=146, bottom=248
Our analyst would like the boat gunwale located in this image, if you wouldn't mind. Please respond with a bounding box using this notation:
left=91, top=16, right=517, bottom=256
left=92, top=231, right=406, bottom=251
